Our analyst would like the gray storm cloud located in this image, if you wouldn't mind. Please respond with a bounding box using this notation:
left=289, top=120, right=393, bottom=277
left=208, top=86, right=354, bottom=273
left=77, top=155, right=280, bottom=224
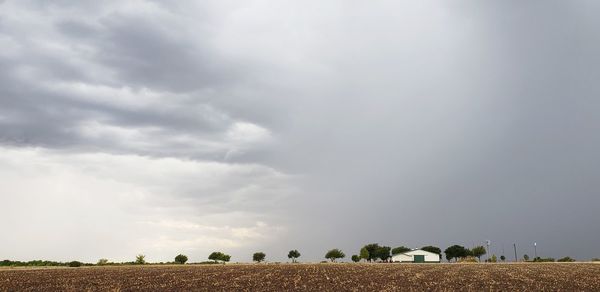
left=0, top=0, right=599, bottom=262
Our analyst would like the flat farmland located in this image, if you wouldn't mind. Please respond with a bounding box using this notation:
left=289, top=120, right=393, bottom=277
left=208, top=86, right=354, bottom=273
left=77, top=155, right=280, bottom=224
left=1, top=263, right=599, bottom=291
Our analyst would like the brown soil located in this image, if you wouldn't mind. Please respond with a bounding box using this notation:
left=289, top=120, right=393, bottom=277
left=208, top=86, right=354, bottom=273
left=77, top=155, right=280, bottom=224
left=1, top=263, right=599, bottom=291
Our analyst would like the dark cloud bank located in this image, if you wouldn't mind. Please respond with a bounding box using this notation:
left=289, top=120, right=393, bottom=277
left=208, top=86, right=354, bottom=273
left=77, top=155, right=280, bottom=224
left=0, top=0, right=599, bottom=262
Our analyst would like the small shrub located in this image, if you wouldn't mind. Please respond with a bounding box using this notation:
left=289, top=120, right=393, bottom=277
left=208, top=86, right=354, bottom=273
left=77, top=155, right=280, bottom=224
left=557, top=257, right=575, bottom=262
left=97, top=258, right=109, bottom=265
left=592, top=258, right=600, bottom=262
left=533, top=257, right=555, bottom=262
left=68, top=261, right=82, bottom=267
left=485, top=255, right=497, bottom=263
left=458, top=256, right=478, bottom=263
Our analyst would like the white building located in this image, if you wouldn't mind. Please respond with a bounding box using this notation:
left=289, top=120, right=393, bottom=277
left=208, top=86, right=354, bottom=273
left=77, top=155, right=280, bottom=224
left=392, top=249, right=440, bottom=263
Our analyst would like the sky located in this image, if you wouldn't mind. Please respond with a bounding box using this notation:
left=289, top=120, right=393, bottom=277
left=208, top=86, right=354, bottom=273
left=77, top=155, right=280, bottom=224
left=1, top=0, right=599, bottom=263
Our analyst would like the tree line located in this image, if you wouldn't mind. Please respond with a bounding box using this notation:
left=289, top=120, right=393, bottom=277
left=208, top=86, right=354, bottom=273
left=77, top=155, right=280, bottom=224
left=1, top=243, right=583, bottom=267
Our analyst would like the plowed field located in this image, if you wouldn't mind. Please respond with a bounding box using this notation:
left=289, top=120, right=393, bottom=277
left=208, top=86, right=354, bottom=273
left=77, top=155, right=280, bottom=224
left=1, top=263, right=599, bottom=291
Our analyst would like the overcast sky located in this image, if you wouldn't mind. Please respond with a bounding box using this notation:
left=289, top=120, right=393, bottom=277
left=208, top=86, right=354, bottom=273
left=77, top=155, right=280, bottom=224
left=1, top=0, right=599, bottom=263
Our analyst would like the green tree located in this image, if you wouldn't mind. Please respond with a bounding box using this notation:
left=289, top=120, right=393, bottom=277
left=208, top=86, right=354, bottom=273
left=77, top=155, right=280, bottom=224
left=253, top=252, right=266, bottom=263
left=351, top=255, right=360, bottom=262
left=135, top=254, right=146, bottom=265
left=471, top=246, right=487, bottom=262
left=392, top=246, right=411, bottom=255
left=325, top=249, right=345, bottom=262
left=362, top=243, right=381, bottom=262
left=208, top=252, right=231, bottom=263
left=221, top=254, right=231, bottom=262
left=288, top=250, right=301, bottom=263
left=500, top=255, right=506, bottom=262
left=490, top=255, right=497, bottom=263
left=359, top=247, right=369, bottom=261
left=421, top=246, right=441, bottom=255
left=174, top=254, right=188, bottom=264
left=523, top=254, right=529, bottom=261
left=375, top=246, right=391, bottom=262
left=97, top=258, right=109, bottom=265
left=444, top=245, right=468, bottom=262
left=209, top=252, right=222, bottom=262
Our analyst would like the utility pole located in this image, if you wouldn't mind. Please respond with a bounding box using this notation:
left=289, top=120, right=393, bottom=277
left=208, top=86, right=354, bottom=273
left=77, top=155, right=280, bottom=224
left=513, top=243, right=518, bottom=262
left=486, top=240, right=491, bottom=261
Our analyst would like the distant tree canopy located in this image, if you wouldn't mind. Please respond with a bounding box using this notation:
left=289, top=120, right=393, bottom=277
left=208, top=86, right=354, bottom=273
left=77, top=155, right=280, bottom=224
left=375, top=246, right=391, bottom=262
left=471, top=246, right=486, bottom=261
left=392, top=246, right=411, bottom=255
left=557, top=257, right=575, bottom=262
left=325, top=249, right=345, bottom=262
left=174, top=254, right=188, bottom=264
left=362, top=244, right=380, bottom=262
left=288, top=250, right=301, bottom=263
left=97, top=259, right=109, bottom=265
left=351, top=255, right=361, bottom=262
left=421, top=246, right=441, bottom=255
left=1, top=260, right=92, bottom=267
left=523, top=254, right=530, bottom=261
left=500, top=255, right=506, bottom=261
left=253, top=252, right=266, bottom=263
left=208, top=252, right=231, bottom=263
left=135, top=254, right=146, bottom=265
left=444, top=245, right=468, bottom=262
left=359, top=247, right=369, bottom=261
left=359, top=244, right=391, bottom=262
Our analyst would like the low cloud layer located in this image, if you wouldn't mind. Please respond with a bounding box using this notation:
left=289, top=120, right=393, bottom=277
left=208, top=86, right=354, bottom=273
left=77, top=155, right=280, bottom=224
left=1, top=0, right=599, bottom=262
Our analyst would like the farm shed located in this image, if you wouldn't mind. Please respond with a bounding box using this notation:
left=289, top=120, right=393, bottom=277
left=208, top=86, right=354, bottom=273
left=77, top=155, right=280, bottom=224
left=392, top=249, right=440, bottom=263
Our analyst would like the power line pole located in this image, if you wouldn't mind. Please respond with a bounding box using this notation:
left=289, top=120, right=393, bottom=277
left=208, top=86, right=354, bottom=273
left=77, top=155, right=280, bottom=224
left=513, top=243, right=518, bottom=262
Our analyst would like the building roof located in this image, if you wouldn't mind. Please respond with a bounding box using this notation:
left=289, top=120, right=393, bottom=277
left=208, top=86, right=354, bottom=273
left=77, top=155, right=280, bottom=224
left=392, top=249, right=440, bottom=257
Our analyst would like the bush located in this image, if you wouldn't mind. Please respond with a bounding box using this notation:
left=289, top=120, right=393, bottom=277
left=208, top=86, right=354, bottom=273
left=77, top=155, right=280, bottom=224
left=458, top=256, right=478, bottom=263
left=189, top=261, right=220, bottom=265
left=533, top=257, right=555, bottom=262
left=557, top=257, right=575, bottom=262
left=135, top=255, right=146, bottom=265
left=592, top=258, right=600, bottom=262
left=68, top=261, right=82, bottom=267
left=485, top=255, right=497, bottom=263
